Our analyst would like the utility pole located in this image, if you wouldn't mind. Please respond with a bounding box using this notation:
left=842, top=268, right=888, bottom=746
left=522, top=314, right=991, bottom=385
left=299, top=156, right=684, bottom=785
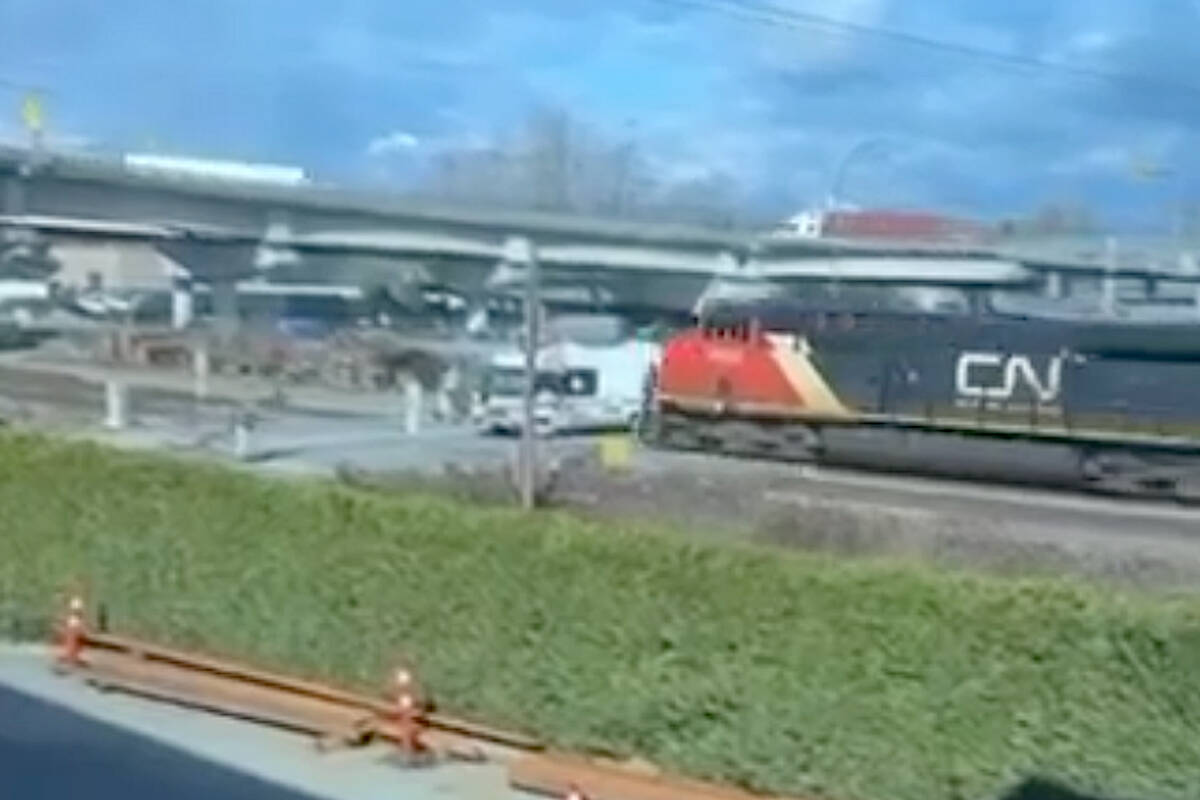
left=506, top=236, right=540, bottom=510
left=827, top=136, right=889, bottom=210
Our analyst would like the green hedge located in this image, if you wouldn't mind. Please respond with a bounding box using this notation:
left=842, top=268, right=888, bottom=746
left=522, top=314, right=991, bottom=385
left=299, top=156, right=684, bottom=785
left=2, top=432, right=1199, bottom=800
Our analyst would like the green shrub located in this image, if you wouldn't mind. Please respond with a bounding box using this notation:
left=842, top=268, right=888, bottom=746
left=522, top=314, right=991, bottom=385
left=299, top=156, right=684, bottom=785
left=2, top=432, right=1199, bottom=800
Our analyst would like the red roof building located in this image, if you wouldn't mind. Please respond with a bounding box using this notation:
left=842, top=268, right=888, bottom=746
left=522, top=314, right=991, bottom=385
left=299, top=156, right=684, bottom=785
left=821, top=210, right=987, bottom=243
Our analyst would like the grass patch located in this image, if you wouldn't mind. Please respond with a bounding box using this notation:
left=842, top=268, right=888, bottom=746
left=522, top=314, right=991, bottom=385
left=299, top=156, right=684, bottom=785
left=2, top=432, right=1199, bottom=800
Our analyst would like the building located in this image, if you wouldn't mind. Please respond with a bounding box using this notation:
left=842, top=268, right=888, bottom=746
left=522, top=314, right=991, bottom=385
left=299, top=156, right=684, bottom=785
left=773, top=208, right=988, bottom=244
left=50, top=241, right=179, bottom=294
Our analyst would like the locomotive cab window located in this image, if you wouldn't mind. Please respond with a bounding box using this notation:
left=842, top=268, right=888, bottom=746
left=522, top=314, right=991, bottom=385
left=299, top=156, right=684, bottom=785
left=482, top=368, right=563, bottom=398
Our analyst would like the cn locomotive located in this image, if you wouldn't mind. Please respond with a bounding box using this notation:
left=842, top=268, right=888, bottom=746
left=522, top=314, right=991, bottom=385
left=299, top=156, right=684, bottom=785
left=641, top=295, right=1200, bottom=500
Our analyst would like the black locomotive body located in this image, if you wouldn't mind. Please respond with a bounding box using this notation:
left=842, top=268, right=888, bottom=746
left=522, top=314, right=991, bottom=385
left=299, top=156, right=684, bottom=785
left=675, top=298, right=1200, bottom=498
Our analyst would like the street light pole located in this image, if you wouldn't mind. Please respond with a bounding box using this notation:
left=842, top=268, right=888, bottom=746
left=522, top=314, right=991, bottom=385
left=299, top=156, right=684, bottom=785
left=827, top=136, right=890, bottom=210
left=1130, top=159, right=1186, bottom=265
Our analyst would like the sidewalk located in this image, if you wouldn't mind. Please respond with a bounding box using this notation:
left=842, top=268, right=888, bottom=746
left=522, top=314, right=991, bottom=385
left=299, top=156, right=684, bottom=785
left=0, top=645, right=527, bottom=800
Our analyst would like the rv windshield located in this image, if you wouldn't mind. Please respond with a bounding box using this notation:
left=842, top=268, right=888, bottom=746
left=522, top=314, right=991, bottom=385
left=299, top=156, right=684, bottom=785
left=484, top=368, right=562, bottom=398
left=562, top=369, right=598, bottom=397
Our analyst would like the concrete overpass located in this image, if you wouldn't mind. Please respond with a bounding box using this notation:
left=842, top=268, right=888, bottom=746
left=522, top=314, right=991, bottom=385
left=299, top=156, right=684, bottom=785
left=3, top=145, right=1198, bottom=323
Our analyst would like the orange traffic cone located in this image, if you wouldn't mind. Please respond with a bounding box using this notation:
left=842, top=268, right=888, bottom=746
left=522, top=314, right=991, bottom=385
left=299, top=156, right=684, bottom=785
left=390, top=666, right=430, bottom=760
left=55, top=596, right=85, bottom=670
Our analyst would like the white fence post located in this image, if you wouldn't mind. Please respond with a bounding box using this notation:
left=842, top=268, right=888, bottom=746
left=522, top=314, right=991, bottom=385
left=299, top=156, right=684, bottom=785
left=233, top=415, right=251, bottom=460
left=404, top=376, right=422, bottom=435
left=103, top=379, right=128, bottom=430
left=193, top=344, right=209, bottom=402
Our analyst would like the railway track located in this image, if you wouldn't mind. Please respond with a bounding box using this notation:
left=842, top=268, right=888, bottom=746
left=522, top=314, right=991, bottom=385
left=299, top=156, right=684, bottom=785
left=642, top=407, right=1200, bottom=506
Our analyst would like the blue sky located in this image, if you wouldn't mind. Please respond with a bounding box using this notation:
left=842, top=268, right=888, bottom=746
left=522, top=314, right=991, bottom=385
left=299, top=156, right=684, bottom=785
left=2, top=0, right=1199, bottom=225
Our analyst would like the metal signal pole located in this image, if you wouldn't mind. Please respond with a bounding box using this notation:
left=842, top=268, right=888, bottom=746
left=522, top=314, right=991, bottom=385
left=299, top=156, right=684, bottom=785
left=506, top=236, right=541, bottom=510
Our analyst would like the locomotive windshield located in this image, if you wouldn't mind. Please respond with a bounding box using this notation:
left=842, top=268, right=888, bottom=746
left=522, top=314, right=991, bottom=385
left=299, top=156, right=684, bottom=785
left=562, top=369, right=599, bottom=397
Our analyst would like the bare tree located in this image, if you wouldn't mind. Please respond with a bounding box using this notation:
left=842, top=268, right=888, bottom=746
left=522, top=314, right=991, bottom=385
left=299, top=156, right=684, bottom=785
left=525, top=108, right=571, bottom=212
left=1025, top=201, right=1098, bottom=236
left=646, top=170, right=743, bottom=229
left=413, top=107, right=744, bottom=227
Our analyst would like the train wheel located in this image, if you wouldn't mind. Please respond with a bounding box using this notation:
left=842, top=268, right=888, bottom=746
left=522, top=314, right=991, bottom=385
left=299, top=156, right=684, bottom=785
left=659, top=414, right=705, bottom=451
left=1078, top=449, right=1148, bottom=497
left=1078, top=448, right=1193, bottom=501
left=779, top=424, right=823, bottom=462
left=632, top=409, right=655, bottom=444
left=1173, top=474, right=1200, bottom=505
left=712, top=421, right=770, bottom=456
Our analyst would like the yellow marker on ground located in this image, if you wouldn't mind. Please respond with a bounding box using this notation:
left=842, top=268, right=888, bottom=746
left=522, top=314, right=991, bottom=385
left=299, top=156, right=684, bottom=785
left=598, top=434, right=633, bottom=471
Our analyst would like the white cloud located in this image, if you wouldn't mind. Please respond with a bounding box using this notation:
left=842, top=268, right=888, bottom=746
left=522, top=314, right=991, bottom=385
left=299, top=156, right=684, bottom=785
left=1048, top=128, right=1187, bottom=179
left=1067, top=30, right=1115, bottom=53
left=1041, top=28, right=1117, bottom=62
left=1049, top=145, right=1129, bottom=176
left=366, top=130, right=420, bottom=157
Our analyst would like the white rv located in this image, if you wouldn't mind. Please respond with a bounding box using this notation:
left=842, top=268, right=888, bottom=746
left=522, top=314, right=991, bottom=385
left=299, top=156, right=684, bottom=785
left=474, top=340, right=660, bottom=436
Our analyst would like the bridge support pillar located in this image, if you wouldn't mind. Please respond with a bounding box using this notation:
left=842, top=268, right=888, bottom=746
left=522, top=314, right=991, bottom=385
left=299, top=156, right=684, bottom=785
left=1183, top=255, right=1200, bottom=316
left=2, top=176, right=23, bottom=218
left=1043, top=271, right=1063, bottom=299
left=2, top=175, right=27, bottom=258
left=171, top=275, right=194, bottom=330
left=1101, top=237, right=1118, bottom=314
left=1101, top=275, right=1116, bottom=313
left=211, top=279, right=239, bottom=338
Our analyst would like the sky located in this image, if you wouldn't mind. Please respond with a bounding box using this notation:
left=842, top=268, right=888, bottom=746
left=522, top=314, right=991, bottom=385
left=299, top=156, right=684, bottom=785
left=1, top=0, right=1199, bottom=226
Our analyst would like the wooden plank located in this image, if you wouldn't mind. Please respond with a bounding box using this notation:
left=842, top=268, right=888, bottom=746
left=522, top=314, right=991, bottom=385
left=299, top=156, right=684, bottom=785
left=510, top=753, right=805, bottom=800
